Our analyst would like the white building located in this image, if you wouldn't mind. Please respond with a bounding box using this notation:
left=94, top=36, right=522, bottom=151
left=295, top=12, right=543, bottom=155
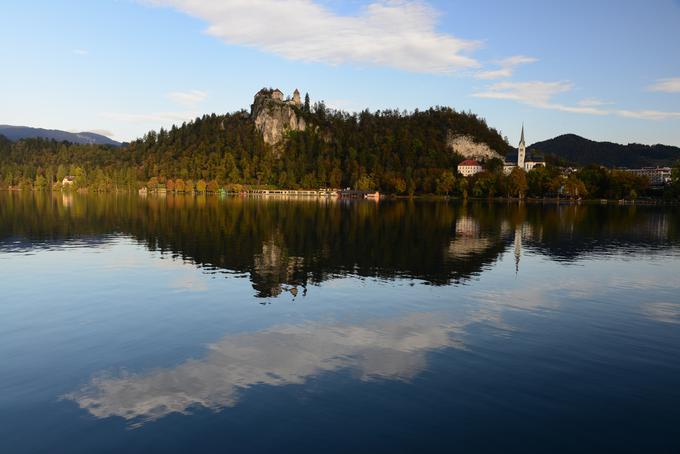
left=504, top=125, right=545, bottom=174
left=624, top=167, right=672, bottom=186
left=458, top=159, right=483, bottom=177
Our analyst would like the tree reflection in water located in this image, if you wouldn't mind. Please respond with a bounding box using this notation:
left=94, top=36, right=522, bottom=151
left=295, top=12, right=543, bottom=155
left=1, top=192, right=678, bottom=298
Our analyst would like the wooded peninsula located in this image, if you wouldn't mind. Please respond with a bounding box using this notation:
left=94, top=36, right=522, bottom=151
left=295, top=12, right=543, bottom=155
left=1, top=89, right=679, bottom=200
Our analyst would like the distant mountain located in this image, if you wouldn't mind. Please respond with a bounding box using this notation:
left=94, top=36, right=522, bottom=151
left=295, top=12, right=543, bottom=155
left=0, top=125, right=121, bottom=146
left=529, top=134, right=680, bottom=168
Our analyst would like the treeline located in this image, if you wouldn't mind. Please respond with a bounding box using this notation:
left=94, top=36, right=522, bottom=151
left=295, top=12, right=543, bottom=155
left=465, top=162, right=680, bottom=200
left=1, top=105, right=679, bottom=199
left=0, top=106, right=510, bottom=194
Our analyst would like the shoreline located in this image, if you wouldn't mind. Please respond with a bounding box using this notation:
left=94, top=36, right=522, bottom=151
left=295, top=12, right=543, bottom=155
left=2, top=188, right=679, bottom=205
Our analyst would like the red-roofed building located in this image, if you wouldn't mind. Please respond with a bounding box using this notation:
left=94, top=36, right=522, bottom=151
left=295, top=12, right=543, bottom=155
left=457, top=159, right=483, bottom=177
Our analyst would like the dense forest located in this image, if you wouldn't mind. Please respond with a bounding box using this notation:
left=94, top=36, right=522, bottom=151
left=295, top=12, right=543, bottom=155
left=0, top=105, right=509, bottom=194
left=1, top=103, right=679, bottom=199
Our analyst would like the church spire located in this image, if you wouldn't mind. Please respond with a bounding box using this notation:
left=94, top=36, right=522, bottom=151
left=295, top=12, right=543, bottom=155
left=517, top=123, right=526, bottom=169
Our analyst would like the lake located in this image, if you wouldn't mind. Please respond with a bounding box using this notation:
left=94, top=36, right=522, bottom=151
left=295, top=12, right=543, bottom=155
left=1, top=192, right=679, bottom=453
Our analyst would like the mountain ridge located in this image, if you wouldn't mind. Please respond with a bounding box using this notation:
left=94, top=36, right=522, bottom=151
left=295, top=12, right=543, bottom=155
left=528, top=133, right=680, bottom=168
left=0, top=125, right=121, bottom=146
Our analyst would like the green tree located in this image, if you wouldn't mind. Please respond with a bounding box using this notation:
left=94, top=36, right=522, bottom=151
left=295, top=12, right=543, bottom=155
left=329, top=167, right=343, bottom=188
left=484, top=158, right=504, bottom=174
left=435, top=171, right=455, bottom=196
left=457, top=178, right=469, bottom=199
left=356, top=174, right=374, bottom=191
left=34, top=174, right=47, bottom=191
left=72, top=166, right=87, bottom=189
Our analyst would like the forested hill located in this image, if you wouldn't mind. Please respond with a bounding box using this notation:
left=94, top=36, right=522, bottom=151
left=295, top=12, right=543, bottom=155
left=0, top=104, right=511, bottom=194
left=0, top=125, right=121, bottom=146
left=529, top=134, right=680, bottom=168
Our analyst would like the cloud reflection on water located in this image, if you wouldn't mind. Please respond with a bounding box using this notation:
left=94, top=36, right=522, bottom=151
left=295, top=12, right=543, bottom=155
left=64, top=313, right=468, bottom=426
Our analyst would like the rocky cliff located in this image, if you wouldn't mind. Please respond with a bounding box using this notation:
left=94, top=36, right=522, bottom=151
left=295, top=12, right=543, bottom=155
left=447, top=133, right=504, bottom=161
left=251, top=88, right=306, bottom=146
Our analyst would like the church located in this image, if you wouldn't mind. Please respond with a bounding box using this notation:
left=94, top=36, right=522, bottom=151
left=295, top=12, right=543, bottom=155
left=503, top=125, right=545, bottom=175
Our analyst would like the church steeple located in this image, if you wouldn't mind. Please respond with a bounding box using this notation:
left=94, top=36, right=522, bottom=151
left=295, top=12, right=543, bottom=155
left=517, top=123, right=526, bottom=169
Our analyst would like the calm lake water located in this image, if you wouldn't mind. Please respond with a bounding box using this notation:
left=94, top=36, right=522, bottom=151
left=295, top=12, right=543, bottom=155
left=1, top=192, right=680, bottom=453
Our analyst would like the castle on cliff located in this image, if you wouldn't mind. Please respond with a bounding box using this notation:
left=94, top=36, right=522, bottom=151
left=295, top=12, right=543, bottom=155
left=251, top=88, right=307, bottom=146
left=254, top=88, right=302, bottom=108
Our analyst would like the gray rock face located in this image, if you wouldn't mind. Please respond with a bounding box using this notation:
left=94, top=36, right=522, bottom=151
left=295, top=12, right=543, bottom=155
left=447, top=132, right=503, bottom=161
left=251, top=88, right=306, bottom=146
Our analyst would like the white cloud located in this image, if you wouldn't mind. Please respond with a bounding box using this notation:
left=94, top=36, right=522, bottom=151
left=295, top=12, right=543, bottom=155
left=616, top=109, right=680, bottom=120
left=473, top=80, right=576, bottom=107
left=167, top=89, right=208, bottom=107
left=577, top=98, right=611, bottom=107
left=474, top=80, right=680, bottom=120
left=475, top=55, right=537, bottom=80
left=143, top=0, right=480, bottom=74
left=647, top=77, right=680, bottom=93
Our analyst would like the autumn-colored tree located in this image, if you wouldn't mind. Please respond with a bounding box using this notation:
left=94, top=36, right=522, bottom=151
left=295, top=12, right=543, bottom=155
left=206, top=180, right=219, bottom=193
left=508, top=167, right=528, bottom=198
left=147, top=177, right=159, bottom=190
left=564, top=175, right=587, bottom=198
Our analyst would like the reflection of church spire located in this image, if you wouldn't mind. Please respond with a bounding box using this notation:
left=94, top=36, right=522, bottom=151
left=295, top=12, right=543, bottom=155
left=514, top=224, right=522, bottom=276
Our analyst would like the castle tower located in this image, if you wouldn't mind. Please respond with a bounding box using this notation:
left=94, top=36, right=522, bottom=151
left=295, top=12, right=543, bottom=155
left=292, top=89, right=301, bottom=107
left=517, top=124, right=526, bottom=170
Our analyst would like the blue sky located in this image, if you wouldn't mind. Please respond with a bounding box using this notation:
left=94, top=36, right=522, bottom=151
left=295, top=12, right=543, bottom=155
left=1, top=0, right=680, bottom=146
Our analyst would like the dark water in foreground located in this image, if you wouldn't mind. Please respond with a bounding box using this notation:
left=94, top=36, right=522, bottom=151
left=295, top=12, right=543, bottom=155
left=1, top=192, right=680, bottom=453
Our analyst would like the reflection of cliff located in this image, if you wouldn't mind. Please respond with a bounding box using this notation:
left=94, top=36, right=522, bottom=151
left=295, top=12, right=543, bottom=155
left=1, top=193, right=678, bottom=297
left=252, top=233, right=305, bottom=297
left=64, top=313, right=465, bottom=426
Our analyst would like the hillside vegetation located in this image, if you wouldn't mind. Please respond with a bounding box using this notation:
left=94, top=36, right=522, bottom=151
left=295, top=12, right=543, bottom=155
left=0, top=104, right=510, bottom=194
left=2, top=100, right=679, bottom=199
